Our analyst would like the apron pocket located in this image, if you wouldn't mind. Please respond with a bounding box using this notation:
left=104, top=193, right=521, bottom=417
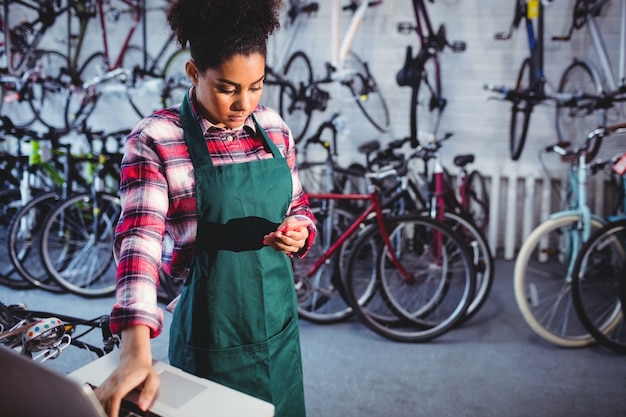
left=182, top=315, right=299, bottom=403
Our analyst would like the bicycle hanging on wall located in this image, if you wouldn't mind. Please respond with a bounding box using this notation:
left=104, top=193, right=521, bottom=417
left=395, top=0, right=466, bottom=148
left=267, top=0, right=390, bottom=144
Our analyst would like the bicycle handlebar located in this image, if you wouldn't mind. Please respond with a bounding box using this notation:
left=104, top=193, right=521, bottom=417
left=544, top=122, right=626, bottom=158
left=484, top=83, right=626, bottom=108
left=342, top=0, right=382, bottom=13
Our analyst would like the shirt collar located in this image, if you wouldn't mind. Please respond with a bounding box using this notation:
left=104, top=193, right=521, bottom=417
left=188, top=86, right=258, bottom=137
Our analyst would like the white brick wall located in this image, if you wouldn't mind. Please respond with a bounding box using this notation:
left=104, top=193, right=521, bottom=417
left=24, top=0, right=626, bottom=254
left=267, top=0, right=626, bottom=254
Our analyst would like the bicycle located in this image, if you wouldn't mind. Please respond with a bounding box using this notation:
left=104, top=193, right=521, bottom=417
left=400, top=133, right=494, bottom=324
left=570, top=152, right=626, bottom=354
left=270, top=0, right=390, bottom=144
left=37, top=146, right=122, bottom=297
left=513, top=122, right=626, bottom=347
left=554, top=0, right=626, bottom=154
left=295, top=144, right=476, bottom=340
left=65, top=0, right=189, bottom=129
left=483, top=0, right=562, bottom=160
left=7, top=125, right=125, bottom=294
left=0, top=301, right=119, bottom=361
left=0, top=0, right=86, bottom=128
left=395, top=0, right=466, bottom=148
left=0, top=116, right=84, bottom=290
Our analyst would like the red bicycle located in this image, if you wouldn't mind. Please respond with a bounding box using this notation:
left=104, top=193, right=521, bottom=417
left=65, top=0, right=189, bottom=128
left=294, top=159, right=476, bottom=342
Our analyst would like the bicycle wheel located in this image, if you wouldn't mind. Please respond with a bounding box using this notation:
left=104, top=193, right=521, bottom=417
left=346, top=214, right=476, bottom=342
left=466, top=170, right=490, bottom=233
left=0, top=189, right=32, bottom=289
left=123, top=45, right=163, bottom=118
left=7, top=191, right=66, bottom=292
left=556, top=59, right=605, bottom=161
left=294, top=206, right=356, bottom=323
left=32, top=49, right=71, bottom=130
left=279, top=50, right=314, bottom=144
left=161, top=48, right=191, bottom=108
left=439, top=211, right=494, bottom=325
left=344, top=52, right=390, bottom=133
left=1, top=78, right=38, bottom=128
left=39, top=192, right=120, bottom=297
left=514, top=215, right=605, bottom=347
left=409, top=53, right=442, bottom=143
left=571, top=219, right=626, bottom=354
left=66, top=52, right=106, bottom=129
left=509, top=58, right=533, bottom=161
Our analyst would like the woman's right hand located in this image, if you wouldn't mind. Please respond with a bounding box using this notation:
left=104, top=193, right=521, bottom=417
left=94, top=325, right=160, bottom=417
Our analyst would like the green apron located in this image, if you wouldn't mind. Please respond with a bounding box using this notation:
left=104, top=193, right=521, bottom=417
left=169, top=93, right=306, bottom=417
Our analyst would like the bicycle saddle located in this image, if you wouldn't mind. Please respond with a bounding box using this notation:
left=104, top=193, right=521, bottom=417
left=453, top=154, right=475, bottom=168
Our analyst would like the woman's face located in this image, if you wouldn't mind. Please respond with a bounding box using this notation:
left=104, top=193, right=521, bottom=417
left=186, top=53, right=265, bottom=130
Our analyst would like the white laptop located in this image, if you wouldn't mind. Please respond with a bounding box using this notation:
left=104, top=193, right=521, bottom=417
left=0, top=345, right=274, bottom=417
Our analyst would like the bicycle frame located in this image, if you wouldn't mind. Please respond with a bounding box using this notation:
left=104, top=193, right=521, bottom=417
left=553, top=0, right=626, bottom=93
left=330, top=0, right=378, bottom=72
left=95, top=0, right=141, bottom=71
left=305, top=190, right=410, bottom=282
left=497, top=0, right=547, bottom=96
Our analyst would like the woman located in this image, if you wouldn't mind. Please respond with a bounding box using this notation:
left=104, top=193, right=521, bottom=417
left=95, top=1, right=315, bottom=416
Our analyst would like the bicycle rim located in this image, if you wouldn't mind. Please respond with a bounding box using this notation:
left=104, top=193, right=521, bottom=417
left=410, top=54, right=442, bottom=143
left=40, top=192, right=120, bottom=297
left=466, top=170, right=490, bottom=234
left=556, top=60, right=605, bottom=161
left=123, top=45, right=163, bottom=118
left=509, top=58, right=532, bottom=161
left=8, top=192, right=66, bottom=292
left=1, top=80, right=38, bottom=128
left=279, top=51, right=313, bottom=144
left=514, top=215, right=605, bottom=347
left=0, top=189, right=32, bottom=289
left=66, top=52, right=106, bottom=129
left=294, top=206, right=355, bottom=323
left=161, top=49, right=192, bottom=108
left=345, top=52, right=390, bottom=133
left=571, top=220, right=626, bottom=354
left=347, top=215, right=476, bottom=342
left=439, top=211, right=494, bottom=325
left=32, top=50, right=71, bottom=130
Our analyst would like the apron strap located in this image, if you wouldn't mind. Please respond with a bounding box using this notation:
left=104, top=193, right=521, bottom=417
left=181, top=91, right=284, bottom=165
left=180, top=91, right=213, bottom=167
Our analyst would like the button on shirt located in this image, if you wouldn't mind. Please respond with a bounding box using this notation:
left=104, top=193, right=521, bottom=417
left=110, top=100, right=316, bottom=338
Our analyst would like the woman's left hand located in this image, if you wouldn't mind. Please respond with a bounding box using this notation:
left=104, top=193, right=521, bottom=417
left=263, top=217, right=310, bottom=254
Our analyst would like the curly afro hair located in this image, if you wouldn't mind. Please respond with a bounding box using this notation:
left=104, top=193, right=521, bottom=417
left=166, top=0, right=283, bottom=72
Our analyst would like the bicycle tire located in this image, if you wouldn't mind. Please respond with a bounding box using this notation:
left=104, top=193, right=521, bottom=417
left=279, top=50, right=314, bottom=144
left=0, top=189, right=32, bottom=289
left=408, top=53, right=443, bottom=145
left=345, top=214, right=476, bottom=342
left=571, top=219, right=626, bottom=354
left=66, top=52, right=106, bottom=129
left=123, top=45, right=163, bottom=118
left=161, top=48, right=192, bottom=108
left=509, top=58, right=533, bottom=161
left=294, top=206, right=356, bottom=323
left=344, top=52, right=390, bottom=133
left=466, top=170, right=490, bottom=233
left=556, top=59, right=605, bottom=161
left=437, top=211, right=494, bottom=325
left=39, top=192, right=120, bottom=297
left=32, top=49, right=71, bottom=130
left=2, top=76, right=38, bottom=128
left=8, top=191, right=66, bottom=293
left=514, top=215, right=605, bottom=347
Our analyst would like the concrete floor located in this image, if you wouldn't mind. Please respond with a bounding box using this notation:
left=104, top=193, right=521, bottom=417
left=0, top=258, right=624, bottom=417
